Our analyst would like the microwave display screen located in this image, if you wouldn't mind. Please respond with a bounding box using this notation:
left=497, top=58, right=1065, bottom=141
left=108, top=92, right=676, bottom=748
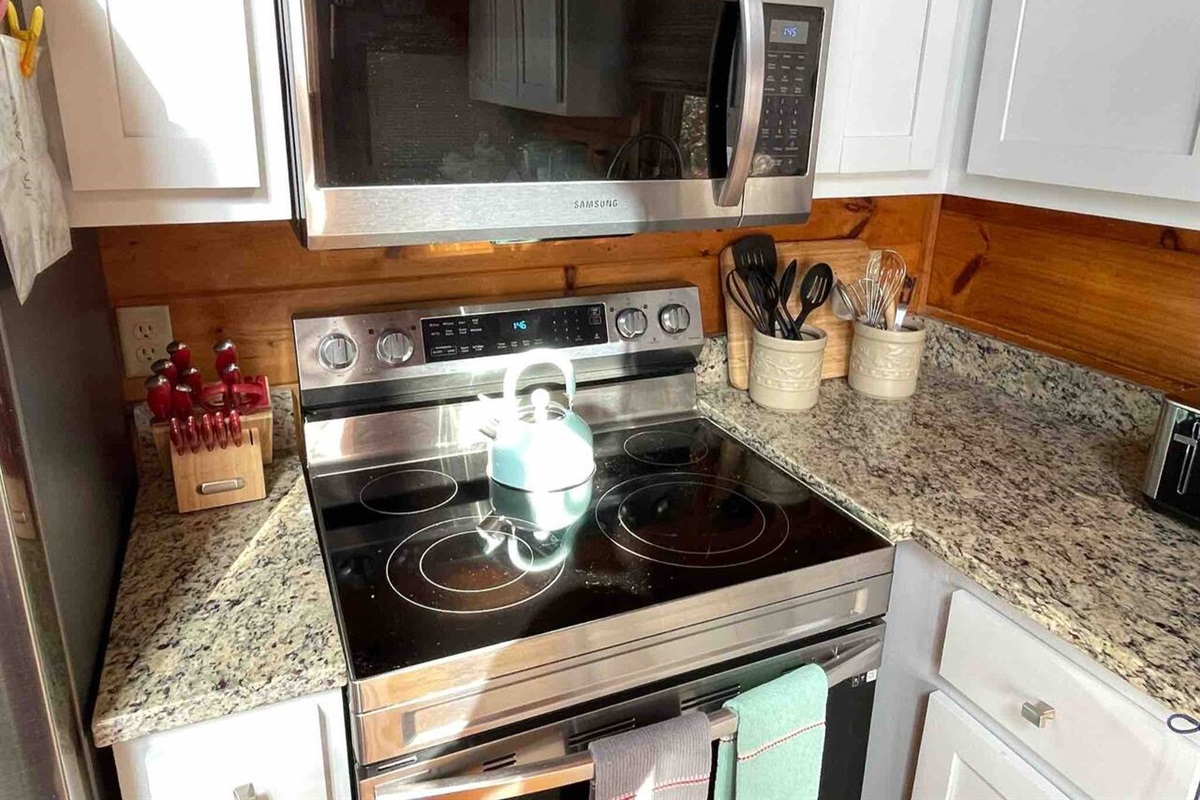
left=769, top=20, right=809, bottom=44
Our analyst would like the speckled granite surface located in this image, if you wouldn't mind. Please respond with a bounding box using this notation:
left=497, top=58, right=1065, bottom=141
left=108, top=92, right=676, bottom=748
left=91, top=392, right=346, bottom=747
left=697, top=328, right=1198, bottom=716
left=923, top=318, right=1165, bottom=437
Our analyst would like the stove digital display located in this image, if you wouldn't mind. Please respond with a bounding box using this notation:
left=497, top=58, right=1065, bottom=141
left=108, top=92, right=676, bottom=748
left=421, top=303, right=608, bottom=363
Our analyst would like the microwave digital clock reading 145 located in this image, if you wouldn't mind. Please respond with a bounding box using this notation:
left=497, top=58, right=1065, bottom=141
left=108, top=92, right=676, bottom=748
left=421, top=303, right=608, bottom=363
left=769, top=19, right=809, bottom=43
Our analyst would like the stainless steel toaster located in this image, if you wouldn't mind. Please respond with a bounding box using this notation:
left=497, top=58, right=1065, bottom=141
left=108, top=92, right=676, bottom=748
left=1144, top=388, right=1200, bottom=526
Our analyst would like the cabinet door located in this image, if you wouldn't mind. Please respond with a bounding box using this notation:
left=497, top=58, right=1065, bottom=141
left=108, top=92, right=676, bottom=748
left=967, top=0, right=1200, bottom=201
left=44, top=0, right=261, bottom=191
left=913, top=692, right=1069, bottom=800
left=819, top=0, right=961, bottom=173
left=113, top=691, right=351, bottom=800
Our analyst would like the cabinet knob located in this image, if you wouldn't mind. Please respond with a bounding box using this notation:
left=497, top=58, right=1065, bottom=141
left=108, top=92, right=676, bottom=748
left=232, top=784, right=257, bottom=800
left=1021, top=700, right=1056, bottom=728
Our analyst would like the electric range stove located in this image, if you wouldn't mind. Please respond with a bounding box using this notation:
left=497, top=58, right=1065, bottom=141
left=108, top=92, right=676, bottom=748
left=294, top=284, right=894, bottom=796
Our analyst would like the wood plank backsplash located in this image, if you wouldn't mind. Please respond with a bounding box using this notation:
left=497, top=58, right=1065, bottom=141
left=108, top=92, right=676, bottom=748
left=925, top=196, right=1200, bottom=391
left=99, top=192, right=1196, bottom=400
left=101, top=196, right=938, bottom=398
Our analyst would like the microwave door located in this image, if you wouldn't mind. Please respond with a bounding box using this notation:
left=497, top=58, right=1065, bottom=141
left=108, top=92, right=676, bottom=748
left=742, top=0, right=833, bottom=227
left=283, top=0, right=776, bottom=249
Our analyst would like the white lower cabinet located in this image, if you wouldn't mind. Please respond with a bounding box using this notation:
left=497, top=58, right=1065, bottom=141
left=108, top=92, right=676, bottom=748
left=913, top=691, right=1068, bottom=800
left=940, top=591, right=1200, bottom=800
left=112, top=689, right=351, bottom=800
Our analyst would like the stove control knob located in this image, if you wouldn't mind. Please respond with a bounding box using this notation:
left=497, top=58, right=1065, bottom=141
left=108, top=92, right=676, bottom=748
left=616, top=308, right=648, bottom=340
left=659, top=304, right=691, bottom=335
left=376, top=330, right=414, bottom=366
left=317, top=333, right=357, bottom=372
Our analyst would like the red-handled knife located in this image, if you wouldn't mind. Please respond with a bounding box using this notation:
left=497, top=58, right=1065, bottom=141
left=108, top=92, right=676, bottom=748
left=169, top=418, right=185, bottom=456
left=145, top=375, right=172, bottom=421
left=166, top=341, right=191, bottom=373
left=221, top=363, right=242, bottom=411
left=216, top=413, right=229, bottom=449
left=185, top=416, right=200, bottom=454
left=200, top=413, right=215, bottom=452
left=152, top=358, right=179, bottom=386
left=228, top=410, right=243, bottom=447
left=171, top=384, right=194, bottom=420
left=181, top=366, right=204, bottom=395
left=214, top=339, right=238, bottom=374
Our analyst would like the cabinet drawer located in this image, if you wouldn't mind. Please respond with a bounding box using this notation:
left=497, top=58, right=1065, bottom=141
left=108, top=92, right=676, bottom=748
left=939, top=591, right=1200, bottom=799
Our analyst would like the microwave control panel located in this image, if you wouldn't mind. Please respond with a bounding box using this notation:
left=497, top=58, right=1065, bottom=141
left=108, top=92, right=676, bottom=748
left=755, top=5, right=826, bottom=178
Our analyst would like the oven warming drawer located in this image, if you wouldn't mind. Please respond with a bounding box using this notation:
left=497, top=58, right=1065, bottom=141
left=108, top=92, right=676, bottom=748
left=351, top=565, right=892, bottom=766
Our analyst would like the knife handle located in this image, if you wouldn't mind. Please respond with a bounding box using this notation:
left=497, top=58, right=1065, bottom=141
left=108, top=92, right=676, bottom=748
left=169, top=418, right=185, bottom=456
left=216, top=414, right=230, bottom=449
left=200, top=414, right=216, bottom=452
left=167, top=341, right=191, bottom=373
left=214, top=340, right=238, bottom=374
left=145, top=375, right=172, bottom=421
left=185, top=416, right=200, bottom=454
left=171, top=384, right=194, bottom=420
left=228, top=410, right=243, bottom=447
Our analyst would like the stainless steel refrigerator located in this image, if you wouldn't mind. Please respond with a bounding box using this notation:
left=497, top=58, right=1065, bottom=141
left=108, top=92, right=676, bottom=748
left=0, top=230, right=136, bottom=800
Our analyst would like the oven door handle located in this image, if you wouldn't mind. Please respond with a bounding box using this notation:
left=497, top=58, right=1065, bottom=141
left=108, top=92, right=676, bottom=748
left=372, top=640, right=882, bottom=800
left=716, top=0, right=767, bottom=207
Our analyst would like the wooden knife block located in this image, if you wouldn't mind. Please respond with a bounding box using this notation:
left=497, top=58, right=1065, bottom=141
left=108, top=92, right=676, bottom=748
left=169, top=429, right=266, bottom=513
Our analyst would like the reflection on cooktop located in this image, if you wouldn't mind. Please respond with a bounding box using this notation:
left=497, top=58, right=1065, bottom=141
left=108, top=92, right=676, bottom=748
left=310, top=417, right=890, bottom=679
left=623, top=430, right=709, bottom=466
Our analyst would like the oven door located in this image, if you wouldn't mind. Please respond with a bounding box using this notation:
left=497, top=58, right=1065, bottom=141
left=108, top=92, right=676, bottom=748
left=279, top=0, right=831, bottom=249
left=359, top=622, right=882, bottom=800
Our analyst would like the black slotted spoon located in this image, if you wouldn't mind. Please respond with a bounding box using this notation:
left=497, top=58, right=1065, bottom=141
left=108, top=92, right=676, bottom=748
left=792, top=262, right=834, bottom=338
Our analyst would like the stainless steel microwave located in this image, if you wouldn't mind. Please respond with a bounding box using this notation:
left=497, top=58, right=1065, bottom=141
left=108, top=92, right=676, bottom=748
left=278, top=0, right=833, bottom=249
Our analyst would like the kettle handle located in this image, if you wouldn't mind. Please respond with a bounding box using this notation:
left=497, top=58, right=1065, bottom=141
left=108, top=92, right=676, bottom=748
left=502, top=350, right=577, bottom=410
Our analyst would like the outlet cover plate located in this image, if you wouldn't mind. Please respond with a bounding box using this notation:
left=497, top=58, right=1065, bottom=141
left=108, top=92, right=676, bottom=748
left=116, top=306, right=174, bottom=378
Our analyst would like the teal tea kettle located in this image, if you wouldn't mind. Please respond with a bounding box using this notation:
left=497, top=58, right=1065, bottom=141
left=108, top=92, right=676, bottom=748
left=482, top=350, right=595, bottom=493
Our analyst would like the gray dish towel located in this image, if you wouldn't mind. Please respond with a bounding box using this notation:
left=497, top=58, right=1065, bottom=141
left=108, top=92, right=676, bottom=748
left=588, top=712, right=712, bottom=800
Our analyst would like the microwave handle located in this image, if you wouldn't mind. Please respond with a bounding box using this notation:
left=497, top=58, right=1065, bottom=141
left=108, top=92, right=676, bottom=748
left=715, top=0, right=767, bottom=207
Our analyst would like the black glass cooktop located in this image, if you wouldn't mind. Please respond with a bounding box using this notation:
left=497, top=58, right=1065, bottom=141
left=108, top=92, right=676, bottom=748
left=309, top=417, right=890, bottom=680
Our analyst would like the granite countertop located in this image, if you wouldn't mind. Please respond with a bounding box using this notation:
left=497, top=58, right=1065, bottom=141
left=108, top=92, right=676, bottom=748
left=696, top=323, right=1198, bottom=717
left=91, top=392, right=347, bottom=748
left=93, top=323, right=1196, bottom=746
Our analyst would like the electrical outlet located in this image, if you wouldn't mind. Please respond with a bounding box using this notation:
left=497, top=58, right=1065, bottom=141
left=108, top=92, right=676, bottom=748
left=116, top=306, right=174, bottom=378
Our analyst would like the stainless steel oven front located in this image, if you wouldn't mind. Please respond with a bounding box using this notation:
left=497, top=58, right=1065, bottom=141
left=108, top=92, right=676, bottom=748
left=278, top=0, right=834, bottom=249
left=359, top=622, right=884, bottom=800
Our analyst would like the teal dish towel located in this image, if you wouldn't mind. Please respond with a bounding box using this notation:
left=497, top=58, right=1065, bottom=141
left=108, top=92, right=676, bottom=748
left=713, top=663, right=828, bottom=800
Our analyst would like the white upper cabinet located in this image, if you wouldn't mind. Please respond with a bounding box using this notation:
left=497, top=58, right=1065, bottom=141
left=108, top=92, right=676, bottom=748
left=818, top=0, right=963, bottom=174
left=967, top=0, right=1200, bottom=202
left=42, top=0, right=291, bottom=225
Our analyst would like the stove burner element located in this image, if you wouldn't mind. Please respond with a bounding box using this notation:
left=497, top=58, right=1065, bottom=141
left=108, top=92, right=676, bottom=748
left=387, top=516, right=565, bottom=613
left=621, top=481, right=765, bottom=554
left=596, top=474, right=789, bottom=568
left=622, top=430, right=709, bottom=466
left=360, top=469, right=458, bottom=516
